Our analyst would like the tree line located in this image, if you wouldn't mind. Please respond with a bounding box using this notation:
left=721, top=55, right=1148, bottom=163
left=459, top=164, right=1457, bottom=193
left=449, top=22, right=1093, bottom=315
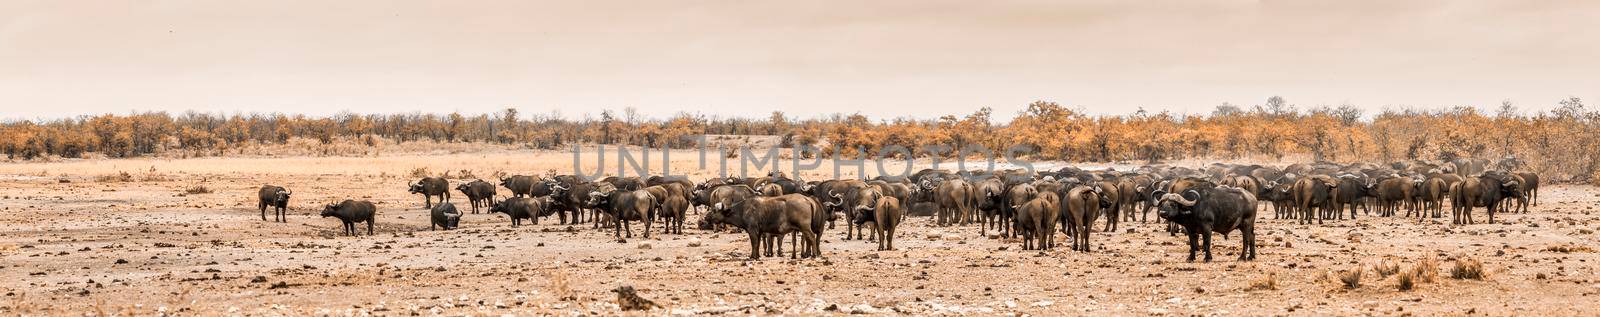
left=2, top=97, right=1596, bottom=182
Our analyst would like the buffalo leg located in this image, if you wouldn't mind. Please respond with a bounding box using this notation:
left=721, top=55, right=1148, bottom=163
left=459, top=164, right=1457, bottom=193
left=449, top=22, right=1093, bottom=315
left=1185, top=231, right=1199, bottom=262
left=366, top=220, right=374, bottom=236
left=1201, top=230, right=1214, bottom=262
left=260, top=203, right=268, bottom=221
left=747, top=232, right=762, bottom=260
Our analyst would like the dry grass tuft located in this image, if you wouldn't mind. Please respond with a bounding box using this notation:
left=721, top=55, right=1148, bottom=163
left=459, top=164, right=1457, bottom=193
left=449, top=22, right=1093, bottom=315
left=1374, top=260, right=1400, bottom=277
left=1338, top=266, right=1363, bottom=289
left=1246, top=273, right=1277, bottom=291
left=1414, top=257, right=1439, bottom=283
left=96, top=171, right=134, bottom=183
left=1396, top=269, right=1416, bottom=291
left=409, top=167, right=430, bottom=178
left=455, top=169, right=476, bottom=179
left=1451, top=257, right=1486, bottom=280
left=183, top=185, right=214, bottom=195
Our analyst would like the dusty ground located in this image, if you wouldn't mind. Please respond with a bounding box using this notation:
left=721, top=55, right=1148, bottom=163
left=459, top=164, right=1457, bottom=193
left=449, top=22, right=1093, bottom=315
left=2, top=148, right=1598, bottom=316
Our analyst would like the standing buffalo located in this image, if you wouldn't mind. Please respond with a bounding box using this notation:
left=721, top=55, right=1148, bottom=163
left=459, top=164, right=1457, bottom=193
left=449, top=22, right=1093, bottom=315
left=321, top=200, right=377, bottom=236
left=431, top=202, right=462, bottom=230
left=1015, top=192, right=1059, bottom=251
left=490, top=197, right=550, bottom=227
left=856, top=195, right=903, bottom=251
left=705, top=194, right=825, bottom=259
left=409, top=177, right=451, bottom=209
left=457, top=179, right=498, bottom=214
left=257, top=185, right=291, bottom=222
left=1452, top=174, right=1522, bottom=224
left=1154, top=186, right=1258, bottom=262
left=974, top=178, right=1006, bottom=236
left=935, top=178, right=973, bottom=227
left=1291, top=176, right=1338, bottom=225
left=585, top=185, right=657, bottom=242
left=659, top=195, right=690, bottom=234
left=500, top=175, right=539, bottom=198
left=1061, top=186, right=1103, bottom=252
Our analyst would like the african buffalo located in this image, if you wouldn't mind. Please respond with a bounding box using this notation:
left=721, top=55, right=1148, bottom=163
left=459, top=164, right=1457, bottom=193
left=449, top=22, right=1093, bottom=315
left=257, top=185, right=291, bottom=222
left=409, top=177, right=451, bottom=209
left=1155, top=186, right=1258, bottom=262
left=321, top=200, right=377, bottom=236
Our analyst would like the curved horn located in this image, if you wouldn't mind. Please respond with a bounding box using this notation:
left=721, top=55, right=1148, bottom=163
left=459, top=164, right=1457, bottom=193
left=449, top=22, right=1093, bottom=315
left=1161, top=192, right=1197, bottom=207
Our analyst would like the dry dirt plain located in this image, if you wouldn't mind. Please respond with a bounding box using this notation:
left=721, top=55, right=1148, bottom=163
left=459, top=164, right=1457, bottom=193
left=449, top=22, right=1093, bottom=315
left=2, top=148, right=1599, bottom=316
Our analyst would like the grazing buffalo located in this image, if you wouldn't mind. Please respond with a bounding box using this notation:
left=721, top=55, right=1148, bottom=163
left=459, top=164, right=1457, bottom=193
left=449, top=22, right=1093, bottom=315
left=321, top=200, right=377, bottom=236
left=430, top=202, right=462, bottom=230
left=457, top=179, right=497, bottom=214
left=1154, top=186, right=1258, bottom=262
left=257, top=185, right=291, bottom=223
left=409, top=177, right=451, bottom=209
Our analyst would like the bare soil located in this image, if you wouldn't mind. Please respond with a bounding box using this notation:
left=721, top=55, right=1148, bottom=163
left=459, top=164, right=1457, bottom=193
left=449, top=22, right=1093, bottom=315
left=2, top=149, right=1598, bottom=315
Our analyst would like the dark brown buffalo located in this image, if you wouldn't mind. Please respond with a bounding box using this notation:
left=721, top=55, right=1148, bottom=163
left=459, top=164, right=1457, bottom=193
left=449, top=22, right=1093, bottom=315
left=974, top=178, right=1007, bottom=236
left=1000, top=182, right=1039, bottom=238
left=1061, top=185, right=1104, bottom=252
left=257, top=185, right=291, bottom=223
left=585, top=185, right=657, bottom=242
left=856, top=195, right=902, bottom=251
left=500, top=175, right=538, bottom=198
left=1291, top=176, right=1338, bottom=225
left=1514, top=172, right=1540, bottom=212
left=757, top=183, right=783, bottom=197
left=490, top=197, right=549, bottom=227
left=430, top=202, right=462, bottom=230
left=1093, top=180, right=1123, bottom=232
left=1418, top=177, right=1448, bottom=220
left=705, top=194, right=824, bottom=259
left=1329, top=175, right=1374, bottom=220
left=1154, top=186, right=1259, bottom=262
left=321, top=200, right=377, bottom=236
left=1015, top=192, right=1059, bottom=251
left=935, top=178, right=973, bottom=227
left=1452, top=174, right=1522, bottom=224
left=409, top=177, right=451, bottom=209
left=1375, top=177, right=1415, bottom=217
left=457, top=179, right=497, bottom=214
left=659, top=195, right=689, bottom=234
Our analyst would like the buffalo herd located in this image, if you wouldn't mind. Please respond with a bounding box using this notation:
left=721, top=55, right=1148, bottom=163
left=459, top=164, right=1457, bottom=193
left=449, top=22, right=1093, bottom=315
left=255, top=156, right=1540, bottom=262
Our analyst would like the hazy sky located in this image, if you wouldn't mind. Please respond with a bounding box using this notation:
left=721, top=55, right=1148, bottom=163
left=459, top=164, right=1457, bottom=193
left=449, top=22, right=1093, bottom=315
left=1, top=0, right=1596, bottom=121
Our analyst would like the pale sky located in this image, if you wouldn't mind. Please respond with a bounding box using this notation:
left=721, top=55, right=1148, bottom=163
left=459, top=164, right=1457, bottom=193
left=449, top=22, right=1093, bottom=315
left=1, top=0, right=1596, bottom=121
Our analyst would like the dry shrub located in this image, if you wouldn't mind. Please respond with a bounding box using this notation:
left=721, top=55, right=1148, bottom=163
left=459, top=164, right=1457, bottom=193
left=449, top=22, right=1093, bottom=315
left=96, top=171, right=134, bottom=183
left=1374, top=260, right=1400, bottom=277
left=1338, top=266, right=1363, bottom=289
left=1451, top=258, right=1485, bottom=280
left=139, top=171, right=170, bottom=182
left=1246, top=273, right=1277, bottom=291
left=409, top=167, right=430, bottom=178
left=1414, top=257, right=1439, bottom=283
left=1396, top=270, right=1416, bottom=291
left=182, top=185, right=213, bottom=195
left=455, top=169, right=476, bottom=179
